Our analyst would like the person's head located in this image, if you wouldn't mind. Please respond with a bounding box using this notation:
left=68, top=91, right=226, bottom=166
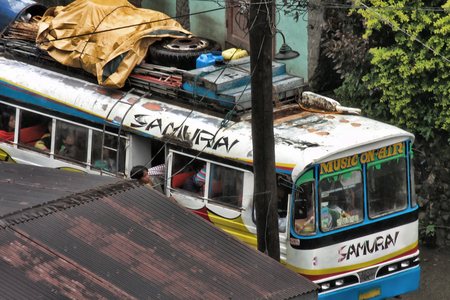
left=1, top=110, right=15, bottom=132
left=102, top=148, right=112, bottom=158
left=130, top=165, right=150, bottom=184
left=62, top=133, right=75, bottom=146
left=47, top=119, right=52, bottom=132
left=195, top=167, right=206, bottom=186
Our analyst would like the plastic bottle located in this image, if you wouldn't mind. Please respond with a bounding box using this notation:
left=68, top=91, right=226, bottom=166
left=222, top=48, right=248, bottom=61
left=196, top=51, right=224, bottom=68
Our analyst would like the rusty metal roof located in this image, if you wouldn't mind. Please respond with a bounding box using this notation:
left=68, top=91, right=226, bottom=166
left=0, top=161, right=318, bottom=300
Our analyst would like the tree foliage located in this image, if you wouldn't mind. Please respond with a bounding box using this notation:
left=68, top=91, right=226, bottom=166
left=356, top=0, right=450, bottom=140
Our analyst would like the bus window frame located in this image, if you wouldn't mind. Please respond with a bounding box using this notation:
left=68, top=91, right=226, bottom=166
left=366, top=153, right=409, bottom=219
left=318, top=165, right=364, bottom=233
left=0, top=101, right=129, bottom=175
left=291, top=169, right=317, bottom=237
left=167, top=149, right=250, bottom=210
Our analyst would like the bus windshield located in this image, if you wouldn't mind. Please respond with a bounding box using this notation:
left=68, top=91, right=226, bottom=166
left=319, top=169, right=364, bottom=231
left=367, top=156, right=408, bottom=218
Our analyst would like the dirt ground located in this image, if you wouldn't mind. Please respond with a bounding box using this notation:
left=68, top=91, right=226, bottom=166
left=387, top=243, right=450, bottom=300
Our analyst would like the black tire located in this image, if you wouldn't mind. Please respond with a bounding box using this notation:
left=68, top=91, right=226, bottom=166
left=147, top=37, right=222, bottom=70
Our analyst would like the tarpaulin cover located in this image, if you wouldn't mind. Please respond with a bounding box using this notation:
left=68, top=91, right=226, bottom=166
left=36, top=0, right=192, bottom=88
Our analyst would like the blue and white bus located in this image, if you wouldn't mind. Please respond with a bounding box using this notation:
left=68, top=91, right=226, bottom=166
left=0, top=2, right=419, bottom=298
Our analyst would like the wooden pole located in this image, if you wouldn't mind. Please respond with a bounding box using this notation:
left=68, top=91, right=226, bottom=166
left=249, top=0, right=280, bottom=260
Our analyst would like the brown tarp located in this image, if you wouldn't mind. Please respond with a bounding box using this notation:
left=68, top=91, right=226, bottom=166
left=36, top=0, right=192, bottom=88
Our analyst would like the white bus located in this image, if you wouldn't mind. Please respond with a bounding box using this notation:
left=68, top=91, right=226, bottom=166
left=0, top=6, right=419, bottom=299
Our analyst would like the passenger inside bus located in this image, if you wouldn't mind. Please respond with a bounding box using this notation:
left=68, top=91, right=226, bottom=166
left=183, top=166, right=206, bottom=195
left=0, top=109, right=47, bottom=145
left=0, top=109, right=15, bottom=132
left=35, top=120, right=52, bottom=152
left=58, top=131, right=84, bottom=161
left=93, top=148, right=117, bottom=173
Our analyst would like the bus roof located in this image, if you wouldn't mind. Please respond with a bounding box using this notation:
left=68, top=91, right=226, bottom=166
left=0, top=55, right=414, bottom=181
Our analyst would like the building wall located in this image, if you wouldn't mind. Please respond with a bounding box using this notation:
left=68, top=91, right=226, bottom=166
left=275, top=15, right=309, bottom=80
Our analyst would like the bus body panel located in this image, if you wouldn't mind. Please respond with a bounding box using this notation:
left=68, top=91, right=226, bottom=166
left=0, top=56, right=415, bottom=181
left=285, top=219, right=418, bottom=278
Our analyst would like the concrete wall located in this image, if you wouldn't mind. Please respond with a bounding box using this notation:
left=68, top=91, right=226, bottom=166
left=275, top=14, right=309, bottom=81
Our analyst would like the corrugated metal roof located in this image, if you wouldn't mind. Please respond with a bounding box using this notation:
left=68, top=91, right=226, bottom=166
left=0, top=161, right=318, bottom=299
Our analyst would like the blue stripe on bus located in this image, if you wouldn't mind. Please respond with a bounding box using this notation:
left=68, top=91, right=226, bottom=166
left=0, top=79, right=105, bottom=124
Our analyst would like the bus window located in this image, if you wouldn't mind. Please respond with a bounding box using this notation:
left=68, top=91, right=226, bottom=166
left=367, top=157, right=408, bottom=218
left=170, top=153, right=204, bottom=191
left=0, top=105, right=47, bottom=146
left=91, top=131, right=126, bottom=174
left=319, top=170, right=363, bottom=232
left=209, top=164, right=244, bottom=207
left=293, top=181, right=316, bottom=235
left=170, top=152, right=245, bottom=206
left=55, top=121, right=88, bottom=164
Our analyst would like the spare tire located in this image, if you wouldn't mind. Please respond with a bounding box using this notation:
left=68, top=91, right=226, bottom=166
left=147, top=37, right=222, bottom=70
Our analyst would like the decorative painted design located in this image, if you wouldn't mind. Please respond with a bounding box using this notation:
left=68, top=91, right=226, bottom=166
left=320, top=142, right=405, bottom=175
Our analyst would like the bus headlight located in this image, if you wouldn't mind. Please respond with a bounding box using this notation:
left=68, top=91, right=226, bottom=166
left=401, top=261, right=410, bottom=268
left=388, top=264, right=398, bottom=272
left=321, top=283, right=331, bottom=290
left=335, top=279, right=344, bottom=286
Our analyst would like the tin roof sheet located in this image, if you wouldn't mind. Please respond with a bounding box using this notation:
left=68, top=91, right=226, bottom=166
left=0, top=162, right=318, bottom=299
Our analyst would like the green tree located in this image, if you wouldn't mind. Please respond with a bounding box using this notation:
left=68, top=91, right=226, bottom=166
left=357, top=0, right=450, bottom=140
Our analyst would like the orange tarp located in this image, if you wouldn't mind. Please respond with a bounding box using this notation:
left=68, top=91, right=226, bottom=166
left=36, top=0, right=192, bottom=88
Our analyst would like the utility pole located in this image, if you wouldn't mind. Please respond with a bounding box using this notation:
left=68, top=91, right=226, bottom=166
left=249, top=0, right=280, bottom=261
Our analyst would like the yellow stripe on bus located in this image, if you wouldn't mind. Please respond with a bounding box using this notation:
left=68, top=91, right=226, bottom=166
left=0, top=148, right=16, bottom=163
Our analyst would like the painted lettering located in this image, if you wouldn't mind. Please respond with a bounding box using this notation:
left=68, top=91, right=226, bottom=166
left=340, top=157, right=348, bottom=169
left=320, top=143, right=405, bottom=175
left=145, top=118, right=162, bottom=131
left=338, top=246, right=347, bottom=263
left=333, top=159, right=341, bottom=172
left=131, top=115, right=240, bottom=153
left=320, top=161, right=334, bottom=175
left=392, top=143, right=404, bottom=156
left=340, top=231, right=400, bottom=262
